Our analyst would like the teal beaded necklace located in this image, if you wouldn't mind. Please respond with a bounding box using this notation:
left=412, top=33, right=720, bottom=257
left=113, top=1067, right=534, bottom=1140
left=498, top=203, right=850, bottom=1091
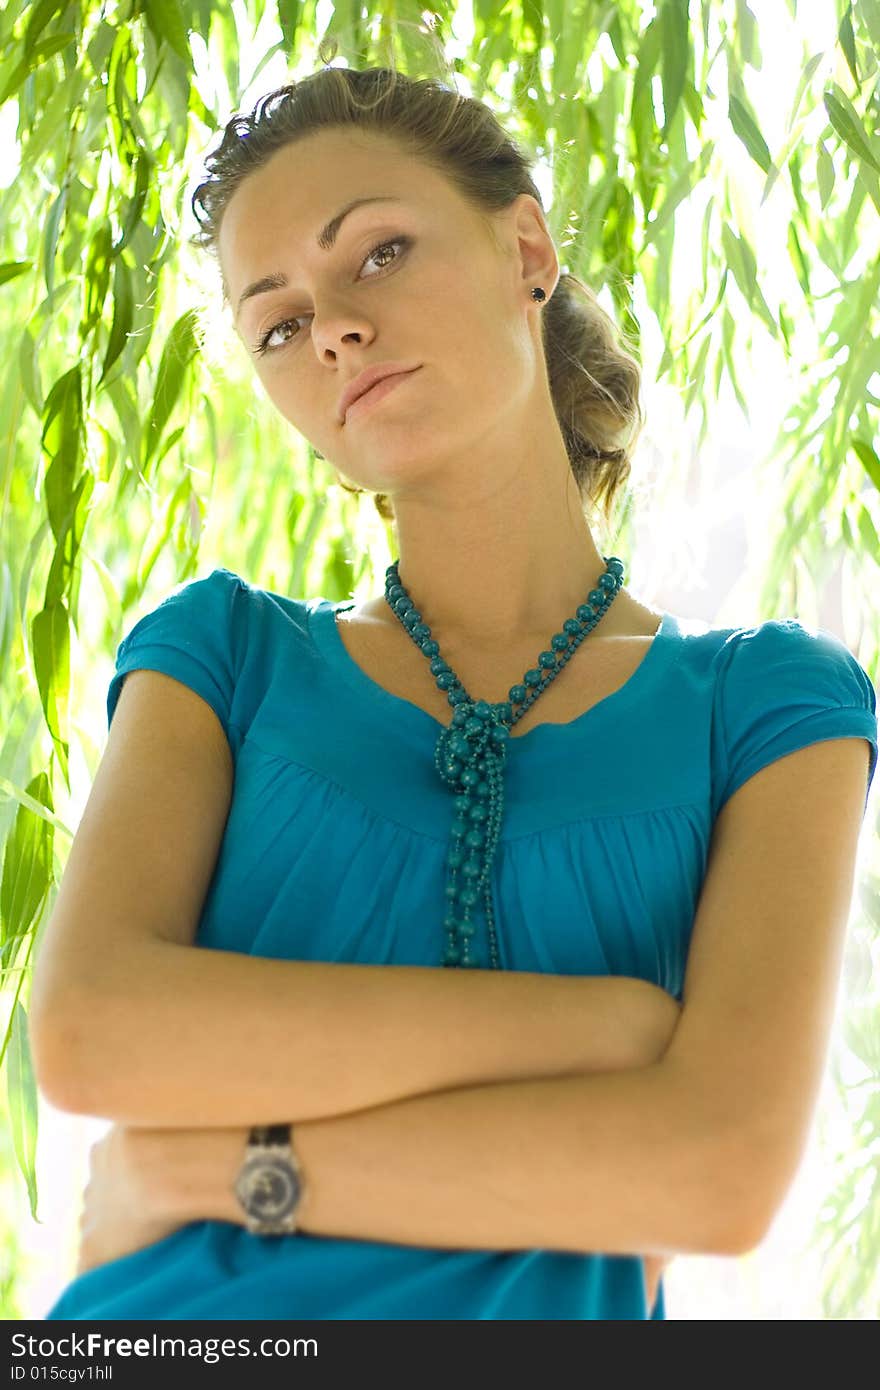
left=382, top=554, right=626, bottom=970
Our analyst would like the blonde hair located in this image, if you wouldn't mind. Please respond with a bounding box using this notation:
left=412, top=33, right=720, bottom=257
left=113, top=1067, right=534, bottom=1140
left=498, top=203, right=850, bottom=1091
left=191, top=65, right=644, bottom=528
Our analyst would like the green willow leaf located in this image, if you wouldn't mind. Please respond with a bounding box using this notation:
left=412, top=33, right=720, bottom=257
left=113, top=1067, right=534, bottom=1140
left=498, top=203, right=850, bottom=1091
left=81, top=226, right=113, bottom=342
left=642, top=141, right=713, bottom=248
left=729, top=92, right=773, bottom=173
left=22, top=0, right=70, bottom=55
left=683, top=329, right=712, bottom=415
left=631, top=13, right=663, bottom=218
left=0, top=33, right=75, bottom=106
left=787, top=52, right=825, bottom=135
left=858, top=504, right=879, bottom=557
left=633, top=13, right=662, bottom=101
left=824, top=84, right=880, bottom=173
left=41, top=368, right=85, bottom=537
left=17, top=326, right=42, bottom=419
left=674, top=264, right=728, bottom=356
left=142, top=309, right=201, bottom=469
left=720, top=222, right=777, bottom=334
left=0, top=263, right=32, bottom=287
left=114, top=151, right=155, bottom=257
left=838, top=3, right=859, bottom=87
left=98, top=255, right=134, bottom=387
left=734, top=0, right=759, bottom=68
left=0, top=773, right=54, bottom=995
left=852, top=438, right=880, bottom=493
left=861, top=0, right=880, bottom=48
left=7, top=1003, right=39, bottom=1220
left=31, top=591, right=75, bottom=789
left=659, top=0, right=688, bottom=135
left=143, top=0, right=192, bottom=64
left=816, top=139, right=835, bottom=208
left=106, top=28, right=139, bottom=168
left=41, top=187, right=67, bottom=300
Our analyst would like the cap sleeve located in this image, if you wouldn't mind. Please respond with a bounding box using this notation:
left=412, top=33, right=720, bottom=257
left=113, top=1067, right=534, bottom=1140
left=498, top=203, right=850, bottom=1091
left=713, top=618, right=878, bottom=820
left=106, top=567, right=246, bottom=752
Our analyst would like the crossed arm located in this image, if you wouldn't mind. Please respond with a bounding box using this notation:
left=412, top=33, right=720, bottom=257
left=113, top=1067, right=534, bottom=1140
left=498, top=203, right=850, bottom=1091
left=38, top=945, right=750, bottom=1274
left=49, top=736, right=874, bottom=1292
left=142, top=1052, right=745, bottom=1259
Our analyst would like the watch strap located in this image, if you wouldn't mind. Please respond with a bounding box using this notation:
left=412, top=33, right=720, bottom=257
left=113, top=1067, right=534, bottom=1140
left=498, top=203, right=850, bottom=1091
left=248, top=1122, right=292, bottom=1147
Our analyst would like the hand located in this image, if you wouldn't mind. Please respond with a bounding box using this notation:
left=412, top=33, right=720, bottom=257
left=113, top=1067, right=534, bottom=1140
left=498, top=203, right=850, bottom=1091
left=74, top=1124, right=188, bottom=1279
left=643, top=1253, right=674, bottom=1315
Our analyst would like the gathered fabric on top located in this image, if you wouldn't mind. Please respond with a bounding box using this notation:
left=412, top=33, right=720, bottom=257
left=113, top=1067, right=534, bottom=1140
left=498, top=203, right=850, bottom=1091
left=44, top=568, right=878, bottom=1320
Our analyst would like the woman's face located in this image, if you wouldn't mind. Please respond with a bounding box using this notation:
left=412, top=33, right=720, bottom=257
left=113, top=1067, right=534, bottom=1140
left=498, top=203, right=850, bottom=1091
left=217, top=127, right=554, bottom=506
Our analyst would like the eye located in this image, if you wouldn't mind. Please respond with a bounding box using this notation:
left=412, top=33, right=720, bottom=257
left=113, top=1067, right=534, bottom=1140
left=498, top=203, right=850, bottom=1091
left=252, top=237, right=412, bottom=357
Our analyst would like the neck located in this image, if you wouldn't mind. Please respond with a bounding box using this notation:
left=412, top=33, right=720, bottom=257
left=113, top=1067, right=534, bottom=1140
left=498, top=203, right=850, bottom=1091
left=388, top=491, right=610, bottom=651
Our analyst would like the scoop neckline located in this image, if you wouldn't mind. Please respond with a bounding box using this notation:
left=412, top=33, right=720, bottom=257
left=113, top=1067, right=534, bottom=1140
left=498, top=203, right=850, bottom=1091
left=309, top=597, right=680, bottom=748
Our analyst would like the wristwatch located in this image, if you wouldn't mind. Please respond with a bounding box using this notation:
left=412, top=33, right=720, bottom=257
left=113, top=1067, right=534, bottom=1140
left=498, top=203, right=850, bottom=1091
left=233, top=1123, right=305, bottom=1235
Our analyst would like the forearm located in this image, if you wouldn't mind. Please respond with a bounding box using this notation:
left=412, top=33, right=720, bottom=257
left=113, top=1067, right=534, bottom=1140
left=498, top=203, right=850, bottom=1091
left=33, top=938, right=673, bottom=1127
left=156, top=1059, right=746, bottom=1259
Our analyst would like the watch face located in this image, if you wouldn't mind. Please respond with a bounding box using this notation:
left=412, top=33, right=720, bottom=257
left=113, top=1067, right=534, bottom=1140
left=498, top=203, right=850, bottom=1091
left=236, top=1157, right=301, bottom=1221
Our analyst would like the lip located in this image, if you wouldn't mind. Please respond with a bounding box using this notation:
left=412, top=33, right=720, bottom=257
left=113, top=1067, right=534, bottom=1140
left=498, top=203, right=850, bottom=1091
left=339, top=363, right=420, bottom=424
left=344, top=369, right=421, bottom=424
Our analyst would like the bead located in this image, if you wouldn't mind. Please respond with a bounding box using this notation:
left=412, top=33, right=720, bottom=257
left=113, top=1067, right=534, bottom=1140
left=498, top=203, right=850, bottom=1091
left=385, top=553, right=626, bottom=968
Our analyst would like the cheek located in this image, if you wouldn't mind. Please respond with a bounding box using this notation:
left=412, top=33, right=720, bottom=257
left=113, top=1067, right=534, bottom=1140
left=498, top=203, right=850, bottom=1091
left=258, top=369, right=299, bottom=407
left=261, top=373, right=338, bottom=439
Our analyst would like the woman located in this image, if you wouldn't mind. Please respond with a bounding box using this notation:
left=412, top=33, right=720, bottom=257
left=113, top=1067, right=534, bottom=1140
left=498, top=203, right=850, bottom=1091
left=37, top=66, right=877, bottom=1320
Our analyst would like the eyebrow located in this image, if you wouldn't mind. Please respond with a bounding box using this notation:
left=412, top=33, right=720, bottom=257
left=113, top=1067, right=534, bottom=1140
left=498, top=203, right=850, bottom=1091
left=234, top=195, right=404, bottom=320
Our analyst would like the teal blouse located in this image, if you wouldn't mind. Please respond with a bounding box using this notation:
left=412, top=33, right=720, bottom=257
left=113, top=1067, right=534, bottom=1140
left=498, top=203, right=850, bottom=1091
left=44, top=568, right=878, bottom=1320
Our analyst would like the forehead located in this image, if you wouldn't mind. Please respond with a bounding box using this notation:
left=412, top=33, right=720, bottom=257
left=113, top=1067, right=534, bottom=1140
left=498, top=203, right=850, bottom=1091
left=218, top=129, right=424, bottom=270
